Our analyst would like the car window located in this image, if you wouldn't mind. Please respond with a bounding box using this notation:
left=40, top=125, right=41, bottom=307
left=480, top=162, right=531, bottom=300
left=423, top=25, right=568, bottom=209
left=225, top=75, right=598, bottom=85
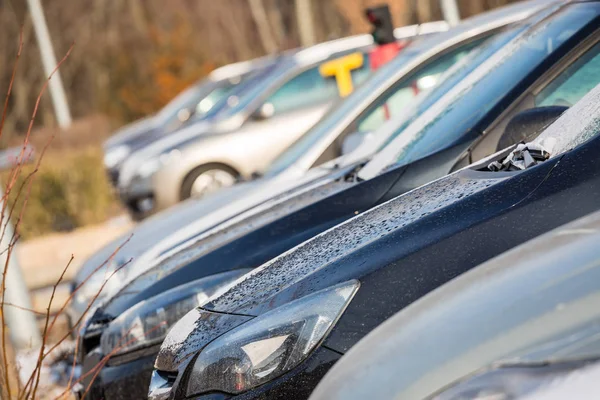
left=195, top=84, right=237, bottom=115
left=266, top=53, right=371, bottom=115
left=356, top=38, right=487, bottom=133
left=535, top=41, right=600, bottom=107
left=194, top=61, right=287, bottom=122
left=386, top=3, right=600, bottom=169
left=262, top=33, right=502, bottom=178
left=534, top=82, right=600, bottom=156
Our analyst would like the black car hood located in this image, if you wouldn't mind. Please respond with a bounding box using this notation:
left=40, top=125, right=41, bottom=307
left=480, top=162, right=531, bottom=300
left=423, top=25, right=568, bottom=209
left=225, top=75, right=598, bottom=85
left=101, top=170, right=354, bottom=318
left=202, top=166, right=510, bottom=317
left=154, top=165, right=512, bottom=372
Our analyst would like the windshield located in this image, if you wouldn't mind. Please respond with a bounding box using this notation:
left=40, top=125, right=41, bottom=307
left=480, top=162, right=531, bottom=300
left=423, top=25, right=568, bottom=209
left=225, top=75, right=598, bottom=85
left=263, top=33, right=495, bottom=177
left=154, top=71, right=254, bottom=128
left=154, top=83, right=206, bottom=125
left=366, top=3, right=599, bottom=175
left=195, top=61, right=291, bottom=122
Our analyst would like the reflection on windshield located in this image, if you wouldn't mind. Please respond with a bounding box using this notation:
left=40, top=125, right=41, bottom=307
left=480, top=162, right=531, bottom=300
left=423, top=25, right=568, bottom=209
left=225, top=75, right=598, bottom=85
left=262, top=48, right=425, bottom=177
left=367, top=3, right=598, bottom=175
left=195, top=62, right=288, bottom=123
left=263, top=27, right=505, bottom=178
left=155, top=83, right=204, bottom=126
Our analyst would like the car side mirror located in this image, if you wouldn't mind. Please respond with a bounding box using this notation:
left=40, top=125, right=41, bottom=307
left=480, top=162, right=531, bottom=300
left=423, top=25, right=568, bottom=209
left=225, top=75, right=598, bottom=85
left=252, top=103, right=275, bottom=120
left=177, top=108, right=192, bottom=122
left=341, top=130, right=374, bottom=155
left=497, top=106, right=569, bottom=151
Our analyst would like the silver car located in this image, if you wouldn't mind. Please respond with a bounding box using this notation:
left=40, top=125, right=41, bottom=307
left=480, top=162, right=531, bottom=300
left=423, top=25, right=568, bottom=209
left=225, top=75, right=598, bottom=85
left=102, top=56, right=276, bottom=186
left=116, top=23, right=448, bottom=217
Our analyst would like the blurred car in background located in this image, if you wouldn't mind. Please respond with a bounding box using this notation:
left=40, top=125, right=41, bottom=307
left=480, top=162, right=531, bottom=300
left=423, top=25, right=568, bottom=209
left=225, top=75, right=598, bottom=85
left=102, top=55, right=277, bottom=186
left=310, top=207, right=600, bottom=400
left=115, top=23, right=449, bottom=219
left=152, top=78, right=600, bottom=400
left=68, top=1, right=537, bottom=334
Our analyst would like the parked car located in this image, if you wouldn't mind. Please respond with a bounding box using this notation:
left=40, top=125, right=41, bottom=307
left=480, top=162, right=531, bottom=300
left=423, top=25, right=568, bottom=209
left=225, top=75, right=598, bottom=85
left=72, top=0, right=546, bottom=341
left=116, top=23, right=449, bottom=218
left=150, top=78, right=600, bottom=400
left=310, top=207, right=600, bottom=400
left=78, top=3, right=600, bottom=398
left=75, top=1, right=600, bottom=396
left=103, top=56, right=276, bottom=186
left=68, top=14, right=494, bottom=327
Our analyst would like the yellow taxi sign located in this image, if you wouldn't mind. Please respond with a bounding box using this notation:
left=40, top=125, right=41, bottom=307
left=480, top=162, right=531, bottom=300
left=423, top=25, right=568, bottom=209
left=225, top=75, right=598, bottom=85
left=319, top=52, right=365, bottom=98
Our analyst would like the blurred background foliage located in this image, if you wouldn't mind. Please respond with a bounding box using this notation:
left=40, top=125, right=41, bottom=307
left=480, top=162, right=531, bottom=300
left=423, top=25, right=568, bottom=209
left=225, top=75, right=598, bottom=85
left=0, top=0, right=520, bottom=238
left=1, top=116, right=120, bottom=239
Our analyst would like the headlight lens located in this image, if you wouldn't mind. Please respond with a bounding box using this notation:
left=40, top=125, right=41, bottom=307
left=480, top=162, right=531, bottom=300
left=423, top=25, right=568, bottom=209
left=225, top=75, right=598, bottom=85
left=430, top=361, right=594, bottom=400
left=100, top=269, right=250, bottom=357
left=186, top=280, right=359, bottom=396
left=104, top=145, right=130, bottom=169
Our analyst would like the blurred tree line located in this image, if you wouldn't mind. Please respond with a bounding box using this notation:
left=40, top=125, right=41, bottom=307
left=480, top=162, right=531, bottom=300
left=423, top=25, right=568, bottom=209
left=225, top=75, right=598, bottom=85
left=1, top=0, right=520, bottom=137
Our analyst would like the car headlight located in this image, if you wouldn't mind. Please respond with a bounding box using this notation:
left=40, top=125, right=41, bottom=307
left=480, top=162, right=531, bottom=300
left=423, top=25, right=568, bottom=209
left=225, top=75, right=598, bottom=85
left=104, top=145, right=130, bottom=169
left=100, top=269, right=250, bottom=357
left=429, top=361, right=595, bottom=400
left=185, top=280, right=359, bottom=397
left=137, top=149, right=181, bottom=178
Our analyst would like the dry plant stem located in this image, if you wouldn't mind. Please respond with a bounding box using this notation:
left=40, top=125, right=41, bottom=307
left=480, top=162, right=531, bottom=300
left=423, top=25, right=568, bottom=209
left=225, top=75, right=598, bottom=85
left=0, top=41, right=71, bottom=255
left=2, top=41, right=74, bottom=399
left=53, top=322, right=166, bottom=400
left=43, top=257, right=133, bottom=359
left=0, top=27, right=24, bottom=400
left=65, top=332, right=81, bottom=394
left=48, top=234, right=133, bottom=334
left=29, top=256, right=74, bottom=400
left=2, top=303, right=46, bottom=316
left=18, top=254, right=132, bottom=400
left=5, top=43, right=74, bottom=195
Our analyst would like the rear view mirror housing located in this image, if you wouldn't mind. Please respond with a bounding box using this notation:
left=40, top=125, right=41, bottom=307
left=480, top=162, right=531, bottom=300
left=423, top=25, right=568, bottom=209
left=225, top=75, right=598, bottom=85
left=498, top=106, right=568, bottom=151
left=252, top=103, right=275, bottom=121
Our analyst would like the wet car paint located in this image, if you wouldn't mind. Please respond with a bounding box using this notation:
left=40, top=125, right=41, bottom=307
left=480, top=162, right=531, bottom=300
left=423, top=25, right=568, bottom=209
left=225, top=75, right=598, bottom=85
left=308, top=211, right=600, bottom=400
left=81, top=2, right=600, bottom=397
left=159, top=82, right=600, bottom=399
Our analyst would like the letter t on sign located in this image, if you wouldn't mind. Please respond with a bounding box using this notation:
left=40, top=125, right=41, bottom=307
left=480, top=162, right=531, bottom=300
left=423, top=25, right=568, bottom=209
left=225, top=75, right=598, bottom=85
left=319, top=52, right=365, bottom=98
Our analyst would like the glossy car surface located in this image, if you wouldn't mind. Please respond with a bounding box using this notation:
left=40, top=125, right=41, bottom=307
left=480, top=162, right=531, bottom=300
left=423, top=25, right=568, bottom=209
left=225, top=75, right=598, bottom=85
left=116, top=22, right=450, bottom=217
left=68, top=13, right=495, bottom=325
left=154, top=75, right=600, bottom=398
left=75, top=2, right=600, bottom=398
left=79, top=1, right=600, bottom=396
left=310, top=207, right=600, bottom=400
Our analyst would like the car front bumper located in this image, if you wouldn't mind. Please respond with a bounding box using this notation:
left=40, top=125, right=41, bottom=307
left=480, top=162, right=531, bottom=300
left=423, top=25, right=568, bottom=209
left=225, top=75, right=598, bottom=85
left=77, top=347, right=158, bottom=400
left=182, top=346, right=341, bottom=400
left=118, top=176, right=156, bottom=219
